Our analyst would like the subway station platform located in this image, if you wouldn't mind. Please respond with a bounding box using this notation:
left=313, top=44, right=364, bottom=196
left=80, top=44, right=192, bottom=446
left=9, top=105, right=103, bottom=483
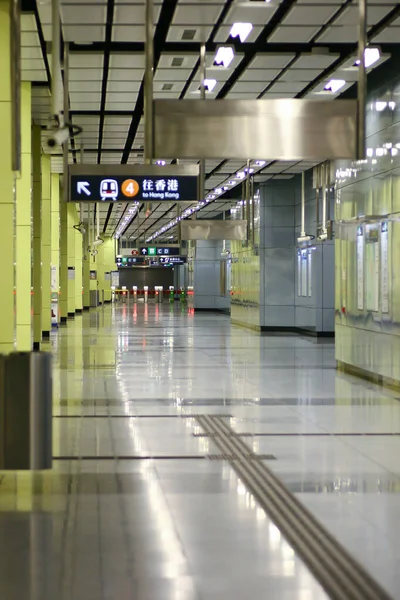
left=1, top=304, right=400, bottom=599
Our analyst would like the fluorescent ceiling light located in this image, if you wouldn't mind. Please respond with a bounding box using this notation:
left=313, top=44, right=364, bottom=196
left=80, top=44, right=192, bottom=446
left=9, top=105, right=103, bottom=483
left=214, top=47, right=235, bottom=69
left=230, top=23, right=253, bottom=43
left=324, top=79, right=346, bottom=93
left=156, top=160, right=166, bottom=165
left=375, top=101, right=387, bottom=112
left=204, top=78, right=217, bottom=92
left=355, top=47, right=381, bottom=68
left=254, top=160, right=266, bottom=167
left=195, top=79, right=217, bottom=93
left=236, top=171, right=246, bottom=179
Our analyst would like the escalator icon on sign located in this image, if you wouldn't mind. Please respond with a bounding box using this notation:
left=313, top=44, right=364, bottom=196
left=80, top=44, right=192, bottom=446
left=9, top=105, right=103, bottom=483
left=100, top=179, right=118, bottom=201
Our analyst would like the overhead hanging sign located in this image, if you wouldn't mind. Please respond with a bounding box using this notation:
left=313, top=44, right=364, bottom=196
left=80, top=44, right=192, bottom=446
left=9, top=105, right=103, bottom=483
left=68, top=164, right=199, bottom=203
left=140, top=247, right=180, bottom=257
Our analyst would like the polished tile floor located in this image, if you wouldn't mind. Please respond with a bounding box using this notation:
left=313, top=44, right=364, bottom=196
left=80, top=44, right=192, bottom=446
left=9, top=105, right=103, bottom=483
left=1, top=302, right=400, bottom=599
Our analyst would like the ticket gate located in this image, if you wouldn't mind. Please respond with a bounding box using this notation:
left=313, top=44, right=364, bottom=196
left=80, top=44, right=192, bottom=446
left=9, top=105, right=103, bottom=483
left=121, top=286, right=128, bottom=303
left=132, top=286, right=138, bottom=303
left=144, top=286, right=149, bottom=303
left=169, top=286, right=175, bottom=303
left=155, top=286, right=163, bottom=303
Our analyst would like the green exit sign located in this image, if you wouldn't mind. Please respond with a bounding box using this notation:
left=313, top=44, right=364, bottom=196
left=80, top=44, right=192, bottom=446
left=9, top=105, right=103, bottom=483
left=148, top=247, right=156, bottom=256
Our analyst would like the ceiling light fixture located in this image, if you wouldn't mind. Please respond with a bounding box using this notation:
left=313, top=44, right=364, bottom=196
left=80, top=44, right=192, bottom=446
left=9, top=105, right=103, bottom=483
left=354, top=47, right=381, bottom=68
left=254, top=160, right=266, bottom=167
left=214, top=46, right=235, bottom=69
left=324, top=79, right=346, bottom=93
left=230, top=22, right=253, bottom=43
left=203, top=78, right=217, bottom=92
left=156, top=160, right=166, bottom=166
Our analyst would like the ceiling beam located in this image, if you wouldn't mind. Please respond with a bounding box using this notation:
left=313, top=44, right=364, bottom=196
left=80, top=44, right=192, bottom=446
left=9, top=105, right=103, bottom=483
left=67, top=41, right=400, bottom=56
left=121, top=0, right=179, bottom=165
left=97, top=0, right=115, bottom=164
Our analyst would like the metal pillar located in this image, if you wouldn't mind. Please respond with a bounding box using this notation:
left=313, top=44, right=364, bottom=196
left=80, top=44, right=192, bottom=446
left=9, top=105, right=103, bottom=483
left=300, top=171, right=306, bottom=238
left=245, top=158, right=251, bottom=243
left=199, top=42, right=206, bottom=207
left=357, top=0, right=367, bottom=159
left=144, top=0, right=154, bottom=229
left=63, top=43, right=69, bottom=203
left=144, top=0, right=154, bottom=163
left=52, top=0, right=62, bottom=119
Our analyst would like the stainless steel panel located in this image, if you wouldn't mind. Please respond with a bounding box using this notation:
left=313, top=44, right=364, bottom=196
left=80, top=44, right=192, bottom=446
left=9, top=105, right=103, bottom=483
left=0, top=352, right=52, bottom=470
left=181, top=220, right=247, bottom=241
left=154, top=99, right=358, bottom=161
left=69, top=164, right=200, bottom=177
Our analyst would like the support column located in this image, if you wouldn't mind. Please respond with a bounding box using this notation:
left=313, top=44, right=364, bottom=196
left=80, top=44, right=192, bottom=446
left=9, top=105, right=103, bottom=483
left=32, top=125, right=42, bottom=349
left=67, top=203, right=76, bottom=317
left=15, top=82, right=32, bottom=350
left=82, top=231, right=90, bottom=309
left=59, top=198, right=68, bottom=323
left=97, top=243, right=105, bottom=305
left=51, top=173, right=60, bottom=327
left=0, top=0, right=15, bottom=352
left=103, top=238, right=114, bottom=302
left=41, top=154, right=51, bottom=338
left=75, top=224, right=83, bottom=312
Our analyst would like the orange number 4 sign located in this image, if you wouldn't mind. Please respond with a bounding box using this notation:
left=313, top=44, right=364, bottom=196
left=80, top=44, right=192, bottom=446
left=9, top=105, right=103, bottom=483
left=121, top=179, right=139, bottom=198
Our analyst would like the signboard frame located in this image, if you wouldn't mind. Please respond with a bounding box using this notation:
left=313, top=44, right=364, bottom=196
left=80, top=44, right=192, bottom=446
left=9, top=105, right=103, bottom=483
left=68, top=164, right=199, bottom=203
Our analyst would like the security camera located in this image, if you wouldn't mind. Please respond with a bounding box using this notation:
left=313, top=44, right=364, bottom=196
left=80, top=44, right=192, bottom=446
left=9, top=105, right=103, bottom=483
left=73, top=222, right=86, bottom=235
left=45, top=126, right=70, bottom=149
left=93, top=237, right=104, bottom=247
left=297, top=235, right=313, bottom=244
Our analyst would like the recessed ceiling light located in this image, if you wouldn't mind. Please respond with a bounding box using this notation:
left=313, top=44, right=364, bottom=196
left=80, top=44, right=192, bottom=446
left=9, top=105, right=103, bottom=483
left=324, top=79, right=346, bottom=93
left=230, top=23, right=253, bottom=43
left=354, top=47, right=381, bottom=68
left=236, top=171, right=246, bottom=179
left=214, top=47, right=235, bottom=69
left=375, top=101, right=387, bottom=112
left=254, top=160, right=266, bottom=167
left=203, top=78, right=217, bottom=92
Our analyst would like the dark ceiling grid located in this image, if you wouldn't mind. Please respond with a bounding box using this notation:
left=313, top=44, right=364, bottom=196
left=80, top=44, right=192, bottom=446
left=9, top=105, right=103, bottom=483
left=108, top=0, right=180, bottom=238
left=127, top=202, right=171, bottom=241
left=121, top=0, right=180, bottom=164
left=298, top=3, right=400, bottom=101
left=256, top=0, right=354, bottom=101
left=216, top=0, right=298, bottom=100
left=97, top=0, right=116, bottom=164
left=178, top=0, right=236, bottom=101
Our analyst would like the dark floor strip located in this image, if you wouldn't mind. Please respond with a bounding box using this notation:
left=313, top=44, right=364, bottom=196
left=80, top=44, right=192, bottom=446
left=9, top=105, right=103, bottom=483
left=54, top=413, right=233, bottom=419
left=194, top=432, right=400, bottom=437
left=196, top=414, right=393, bottom=600
left=53, top=455, right=208, bottom=460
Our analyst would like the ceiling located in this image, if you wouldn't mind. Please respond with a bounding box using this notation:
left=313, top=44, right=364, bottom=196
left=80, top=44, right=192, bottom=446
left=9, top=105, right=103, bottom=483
left=21, top=0, right=400, bottom=243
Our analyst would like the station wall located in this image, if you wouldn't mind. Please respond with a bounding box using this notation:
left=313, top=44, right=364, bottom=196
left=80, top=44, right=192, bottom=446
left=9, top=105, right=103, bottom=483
left=335, top=73, right=400, bottom=383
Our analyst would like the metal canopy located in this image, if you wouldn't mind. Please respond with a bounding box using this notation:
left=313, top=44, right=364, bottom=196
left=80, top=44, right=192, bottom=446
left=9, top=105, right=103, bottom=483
left=181, top=219, right=247, bottom=241
left=154, top=98, right=358, bottom=161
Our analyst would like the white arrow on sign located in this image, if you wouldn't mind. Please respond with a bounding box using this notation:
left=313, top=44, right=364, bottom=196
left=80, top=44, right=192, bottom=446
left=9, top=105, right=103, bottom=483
left=141, top=248, right=147, bottom=255
left=77, top=181, right=91, bottom=196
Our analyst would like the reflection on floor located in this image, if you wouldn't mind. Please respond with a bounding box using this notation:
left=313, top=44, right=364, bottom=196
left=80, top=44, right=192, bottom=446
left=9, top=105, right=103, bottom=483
left=1, top=303, right=400, bottom=599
